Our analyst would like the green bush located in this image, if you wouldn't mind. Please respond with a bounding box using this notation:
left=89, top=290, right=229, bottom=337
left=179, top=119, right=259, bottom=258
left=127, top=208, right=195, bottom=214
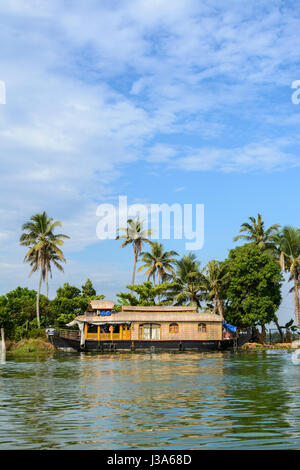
left=0, top=281, right=104, bottom=341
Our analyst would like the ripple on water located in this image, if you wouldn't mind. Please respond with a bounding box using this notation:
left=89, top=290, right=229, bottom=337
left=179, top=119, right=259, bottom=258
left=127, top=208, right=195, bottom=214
left=0, top=351, right=300, bottom=449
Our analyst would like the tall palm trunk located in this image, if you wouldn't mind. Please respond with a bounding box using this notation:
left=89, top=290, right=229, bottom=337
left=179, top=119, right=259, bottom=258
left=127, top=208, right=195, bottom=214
left=216, top=292, right=224, bottom=319
left=211, top=295, right=218, bottom=314
left=157, top=270, right=162, bottom=304
left=46, top=265, right=49, bottom=298
left=36, top=269, right=42, bottom=328
left=132, top=248, right=138, bottom=285
left=294, top=272, right=300, bottom=326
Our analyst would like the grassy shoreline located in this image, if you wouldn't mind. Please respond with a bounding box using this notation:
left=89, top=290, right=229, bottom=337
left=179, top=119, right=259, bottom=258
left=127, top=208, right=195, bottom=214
left=240, top=342, right=294, bottom=351
left=2, top=338, right=297, bottom=355
left=5, top=337, right=55, bottom=354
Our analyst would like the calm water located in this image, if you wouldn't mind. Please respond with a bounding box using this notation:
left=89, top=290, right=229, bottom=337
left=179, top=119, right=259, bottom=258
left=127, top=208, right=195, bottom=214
left=0, top=350, right=300, bottom=449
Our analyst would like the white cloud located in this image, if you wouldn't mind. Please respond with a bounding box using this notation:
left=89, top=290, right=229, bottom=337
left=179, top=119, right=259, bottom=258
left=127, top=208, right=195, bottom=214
left=146, top=143, right=178, bottom=163
left=1, top=0, right=300, bottom=296
left=172, top=141, right=300, bottom=173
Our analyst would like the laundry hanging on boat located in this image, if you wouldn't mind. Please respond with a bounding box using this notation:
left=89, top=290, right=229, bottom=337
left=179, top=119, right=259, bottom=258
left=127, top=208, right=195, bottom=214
left=223, top=322, right=237, bottom=333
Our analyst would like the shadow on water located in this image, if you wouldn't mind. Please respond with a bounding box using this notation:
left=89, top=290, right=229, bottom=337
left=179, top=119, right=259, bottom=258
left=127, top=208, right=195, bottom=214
left=0, top=350, right=299, bottom=449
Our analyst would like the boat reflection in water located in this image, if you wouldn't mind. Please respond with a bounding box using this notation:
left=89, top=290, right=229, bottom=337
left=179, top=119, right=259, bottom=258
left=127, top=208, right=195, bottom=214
left=1, top=351, right=300, bottom=449
left=75, top=351, right=232, bottom=448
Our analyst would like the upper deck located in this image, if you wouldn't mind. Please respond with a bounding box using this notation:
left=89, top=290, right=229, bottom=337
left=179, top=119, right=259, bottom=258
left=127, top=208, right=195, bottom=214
left=72, top=301, right=223, bottom=342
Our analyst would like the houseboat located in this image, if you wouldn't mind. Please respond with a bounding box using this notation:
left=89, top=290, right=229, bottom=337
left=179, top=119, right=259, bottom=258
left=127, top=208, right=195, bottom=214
left=48, top=300, right=250, bottom=352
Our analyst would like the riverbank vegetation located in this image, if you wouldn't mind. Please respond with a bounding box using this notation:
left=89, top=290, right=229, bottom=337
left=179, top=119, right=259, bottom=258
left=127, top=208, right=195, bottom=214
left=0, top=280, right=104, bottom=341
left=0, top=212, right=299, bottom=346
left=5, top=337, right=55, bottom=354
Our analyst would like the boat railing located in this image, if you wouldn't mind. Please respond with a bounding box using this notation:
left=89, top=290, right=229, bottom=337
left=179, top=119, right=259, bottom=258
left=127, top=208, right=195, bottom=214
left=85, top=332, right=131, bottom=340
left=59, top=329, right=131, bottom=341
left=59, top=329, right=80, bottom=340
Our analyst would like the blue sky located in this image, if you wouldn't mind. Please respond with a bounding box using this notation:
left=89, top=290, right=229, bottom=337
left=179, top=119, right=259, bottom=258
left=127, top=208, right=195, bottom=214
left=0, top=0, right=299, bottom=324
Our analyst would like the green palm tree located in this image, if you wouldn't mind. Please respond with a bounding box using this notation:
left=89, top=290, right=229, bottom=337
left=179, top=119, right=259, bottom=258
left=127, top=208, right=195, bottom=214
left=200, top=260, right=229, bottom=318
left=138, top=242, right=178, bottom=284
left=234, top=213, right=280, bottom=249
left=20, top=212, right=69, bottom=327
left=166, top=253, right=204, bottom=307
left=40, top=246, right=67, bottom=298
left=273, top=226, right=300, bottom=325
left=116, top=217, right=153, bottom=285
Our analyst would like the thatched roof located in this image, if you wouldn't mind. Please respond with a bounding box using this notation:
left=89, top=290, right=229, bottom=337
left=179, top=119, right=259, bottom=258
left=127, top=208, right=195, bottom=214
left=88, top=300, right=115, bottom=310
left=121, top=306, right=197, bottom=312
left=76, top=310, right=222, bottom=323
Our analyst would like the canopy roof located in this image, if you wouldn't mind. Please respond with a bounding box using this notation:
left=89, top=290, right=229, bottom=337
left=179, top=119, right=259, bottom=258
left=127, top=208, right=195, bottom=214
left=88, top=300, right=115, bottom=310
left=76, top=310, right=222, bottom=323
left=121, top=306, right=197, bottom=312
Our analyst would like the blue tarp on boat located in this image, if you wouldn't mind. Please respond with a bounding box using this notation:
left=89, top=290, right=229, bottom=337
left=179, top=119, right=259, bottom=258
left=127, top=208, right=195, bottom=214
left=98, top=310, right=111, bottom=316
left=223, top=321, right=237, bottom=333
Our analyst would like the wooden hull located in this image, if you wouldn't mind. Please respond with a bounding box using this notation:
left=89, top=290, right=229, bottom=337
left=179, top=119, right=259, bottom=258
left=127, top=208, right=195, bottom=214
left=49, top=334, right=249, bottom=352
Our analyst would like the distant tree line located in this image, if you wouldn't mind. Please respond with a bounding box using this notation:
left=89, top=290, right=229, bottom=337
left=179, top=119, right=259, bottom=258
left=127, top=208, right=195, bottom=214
left=116, top=214, right=300, bottom=342
left=0, top=280, right=103, bottom=340
left=0, top=211, right=299, bottom=343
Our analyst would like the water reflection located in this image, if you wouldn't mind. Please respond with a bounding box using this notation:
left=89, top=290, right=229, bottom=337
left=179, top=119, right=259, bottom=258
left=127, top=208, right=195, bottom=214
left=220, top=351, right=299, bottom=448
left=0, top=351, right=300, bottom=449
left=0, top=351, right=5, bottom=365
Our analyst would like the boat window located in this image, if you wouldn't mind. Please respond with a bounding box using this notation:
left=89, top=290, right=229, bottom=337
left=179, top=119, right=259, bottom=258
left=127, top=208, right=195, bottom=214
left=139, top=323, right=161, bottom=340
left=139, top=325, right=143, bottom=338
left=169, top=323, right=179, bottom=333
left=198, top=323, right=207, bottom=333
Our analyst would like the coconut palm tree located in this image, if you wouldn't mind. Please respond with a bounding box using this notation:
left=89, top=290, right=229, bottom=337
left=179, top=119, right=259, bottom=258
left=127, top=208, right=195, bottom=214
left=116, top=217, right=153, bottom=285
left=20, top=212, right=69, bottom=327
left=273, top=226, right=300, bottom=325
left=200, top=260, right=228, bottom=318
left=137, top=242, right=178, bottom=284
left=28, top=246, right=67, bottom=299
left=234, top=213, right=280, bottom=249
left=165, top=253, right=204, bottom=308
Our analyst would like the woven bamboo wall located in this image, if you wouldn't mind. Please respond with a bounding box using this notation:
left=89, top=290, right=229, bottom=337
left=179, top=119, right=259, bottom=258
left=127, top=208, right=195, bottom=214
left=131, top=321, right=222, bottom=341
